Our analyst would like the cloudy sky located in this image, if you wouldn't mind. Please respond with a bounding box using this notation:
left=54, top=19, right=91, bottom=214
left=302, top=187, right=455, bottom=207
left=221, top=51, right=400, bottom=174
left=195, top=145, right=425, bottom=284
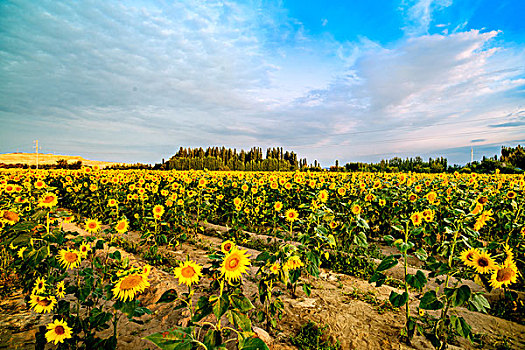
left=1, top=0, right=524, bottom=166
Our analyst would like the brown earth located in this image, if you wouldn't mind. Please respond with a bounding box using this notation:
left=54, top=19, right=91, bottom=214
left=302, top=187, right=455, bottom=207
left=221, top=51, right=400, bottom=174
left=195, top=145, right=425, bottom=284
left=0, top=153, right=124, bottom=168
left=1, top=221, right=524, bottom=350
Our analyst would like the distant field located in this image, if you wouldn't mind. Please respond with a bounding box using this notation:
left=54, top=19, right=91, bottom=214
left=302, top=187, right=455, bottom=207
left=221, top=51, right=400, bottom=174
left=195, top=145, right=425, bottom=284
left=0, top=152, right=123, bottom=168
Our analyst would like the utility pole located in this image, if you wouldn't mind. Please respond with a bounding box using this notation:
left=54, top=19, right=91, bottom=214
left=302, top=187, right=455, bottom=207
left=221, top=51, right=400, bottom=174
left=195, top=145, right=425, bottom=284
left=34, top=140, right=40, bottom=169
left=470, top=148, right=473, bottom=163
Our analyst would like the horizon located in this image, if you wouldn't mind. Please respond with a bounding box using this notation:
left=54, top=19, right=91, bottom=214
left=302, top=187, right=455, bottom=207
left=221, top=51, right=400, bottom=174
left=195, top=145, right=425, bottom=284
left=1, top=0, right=524, bottom=165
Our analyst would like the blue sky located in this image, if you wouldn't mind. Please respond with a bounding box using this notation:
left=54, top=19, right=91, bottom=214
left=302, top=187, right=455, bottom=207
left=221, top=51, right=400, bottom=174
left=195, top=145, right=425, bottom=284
left=1, top=0, right=524, bottom=166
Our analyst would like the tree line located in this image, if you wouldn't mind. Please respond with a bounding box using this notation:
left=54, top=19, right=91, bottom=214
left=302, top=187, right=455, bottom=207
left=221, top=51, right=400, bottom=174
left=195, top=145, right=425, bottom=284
left=165, top=147, right=308, bottom=171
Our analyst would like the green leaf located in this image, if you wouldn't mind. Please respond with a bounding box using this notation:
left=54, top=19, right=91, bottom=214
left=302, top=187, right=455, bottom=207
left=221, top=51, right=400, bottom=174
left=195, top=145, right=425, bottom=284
left=157, top=289, right=178, bottom=303
left=420, top=291, right=444, bottom=310
left=353, top=231, right=367, bottom=247
left=389, top=291, right=408, bottom=308
left=230, top=294, right=254, bottom=313
left=192, top=296, right=213, bottom=323
left=413, top=248, right=428, bottom=261
left=368, top=272, right=387, bottom=287
left=375, top=255, right=398, bottom=272
left=450, top=315, right=472, bottom=339
left=406, top=270, right=427, bottom=290
left=228, top=310, right=252, bottom=332
left=454, top=285, right=471, bottom=307
left=468, top=293, right=490, bottom=313
left=239, top=337, right=270, bottom=350
left=213, top=294, right=229, bottom=319
left=302, top=283, right=312, bottom=297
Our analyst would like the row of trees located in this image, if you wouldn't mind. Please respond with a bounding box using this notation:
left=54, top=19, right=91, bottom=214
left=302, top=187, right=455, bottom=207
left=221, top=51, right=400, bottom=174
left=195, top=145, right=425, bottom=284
left=334, top=146, right=524, bottom=173
left=165, top=147, right=309, bottom=171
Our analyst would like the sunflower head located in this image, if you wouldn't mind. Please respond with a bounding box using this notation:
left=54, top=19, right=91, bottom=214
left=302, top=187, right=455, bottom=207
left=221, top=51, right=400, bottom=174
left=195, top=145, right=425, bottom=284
left=490, top=259, right=518, bottom=289
left=221, top=248, right=251, bottom=283
left=351, top=204, right=362, bottom=215
left=460, top=248, right=480, bottom=267
left=174, top=260, right=203, bottom=287
left=221, top=240, right=236, bottom=254
left=113, top=273, right=150, bottom=302
left=115, top=219, right=129, bottom=234
left=84, top=218, right=101, bottom=234
left=58, top=249, right=82, bottom=270
left=45, top=319, right=72, bottom=345
left=285, top=208, right=299, bottom=223
left=38, top=193, right=58, bottom=208
left=471, top=251, right=496, bottom=274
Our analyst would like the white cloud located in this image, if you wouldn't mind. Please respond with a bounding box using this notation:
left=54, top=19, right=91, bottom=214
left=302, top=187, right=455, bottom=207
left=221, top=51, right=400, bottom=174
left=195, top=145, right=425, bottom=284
left=400, top=0, right=453, bottom=35
left=0, top=1, right=524, bottom=166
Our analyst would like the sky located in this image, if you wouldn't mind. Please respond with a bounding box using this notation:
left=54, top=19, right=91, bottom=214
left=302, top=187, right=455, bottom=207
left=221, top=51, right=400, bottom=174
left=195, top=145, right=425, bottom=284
left=1, top=0, right=524, bottom=166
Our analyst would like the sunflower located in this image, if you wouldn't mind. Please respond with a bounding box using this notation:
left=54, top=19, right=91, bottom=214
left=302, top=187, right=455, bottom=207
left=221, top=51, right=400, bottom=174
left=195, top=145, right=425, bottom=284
left=422, top=209, right=435, bottom=222
left=17, top=247, right=26, bottom=258
left=473, top=210, right=494, bottom=231
left=142, top=264, right=152, bottom=276
left=460, top=248, right=479, bottom=267
left=269, top=262, right=280, bottom=275
left=221, top=248, right=251, bottom=282
left=63, top=215, right=74, bottom=223
left=284, top=256, right=304, bottom=271
left=45, top=319, right=72, bottom=345
left=426, top=191, right=437, bottom=203
left=285, top=208, right=299, bottom=222
left=38, top=193, right=58, bottom=208
left=337, top=187, right=346, bottom=196
left=152, top=204, right=165, bottom=217
left=408, top=193, right=418, bottom=202
left=318, top=190, right=329, bottom=203
left=79, top=242, right=91, bottom=258
left=107, top=199, right=118, bottom=207
left=1, top=210, right=19, bottom=224
left=221, top=240, right=236, bottom=254
left=233, top=197, right=242, bottom=207
left=351, top=204, right=362, bottom=215
left=34, top=180, right=46, bottom=189
left=490, top=259, right=518, bottom=289
left=471, top=251, right=496, bottom=274
left=84, top=218, right=101, bottom=234
left=506, top=191, right=517, bottom=199
left=33, top=277, right=46, bottom=294
left=56, top=281, right=66, bottom=298
left=115, top=219, right=129, bottom=234
left=274, top=201, right=283, bottom=212
left=29, top=294, right=57, bottom=313
left=113, top=273, right=150, bottom=302
left=174, top=260, right=203, bottom=286
left=410, top=212, right=423, bottom=226
left=58, top=249, right=82, bottom=270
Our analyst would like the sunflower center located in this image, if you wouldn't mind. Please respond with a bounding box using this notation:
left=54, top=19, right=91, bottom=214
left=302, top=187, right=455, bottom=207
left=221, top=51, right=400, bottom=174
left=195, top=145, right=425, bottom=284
left=224, top=243, right=232, bottom=252
left=54, top=326, right=65, bottom=335
left=228, top=257, right=240, bottom=269
left=478, top=258, right=489, bottom=267
left=116, top=222, right=125, bottom=230
left=43, top=196, right=54, bottom=203
left=179, top=265, right=194, bottom=278
left=496, top=268, right=513, bottom=282
left=37, top=298, right=52, bottom=306
left=88, top=223, right=96, bottom=229
left=120, top=275, right=142, bottom=290
left=38, top=282, right=44, bottom=289
left=64, top=252, right=78, bottom=263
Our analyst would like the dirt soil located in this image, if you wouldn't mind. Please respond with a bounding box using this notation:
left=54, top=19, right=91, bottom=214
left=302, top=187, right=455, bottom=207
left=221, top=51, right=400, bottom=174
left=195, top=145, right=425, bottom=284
left=1, top=222, right=524, bottom=350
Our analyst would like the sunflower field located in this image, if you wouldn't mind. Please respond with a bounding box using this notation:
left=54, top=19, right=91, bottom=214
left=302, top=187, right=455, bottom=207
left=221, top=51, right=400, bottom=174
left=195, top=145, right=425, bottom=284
left=0, top=168, right=524, bottom=349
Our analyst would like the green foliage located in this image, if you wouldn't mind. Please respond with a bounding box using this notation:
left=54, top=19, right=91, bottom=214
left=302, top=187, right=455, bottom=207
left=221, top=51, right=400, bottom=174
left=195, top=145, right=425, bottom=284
left=289, top=321, right=340, bottom=350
